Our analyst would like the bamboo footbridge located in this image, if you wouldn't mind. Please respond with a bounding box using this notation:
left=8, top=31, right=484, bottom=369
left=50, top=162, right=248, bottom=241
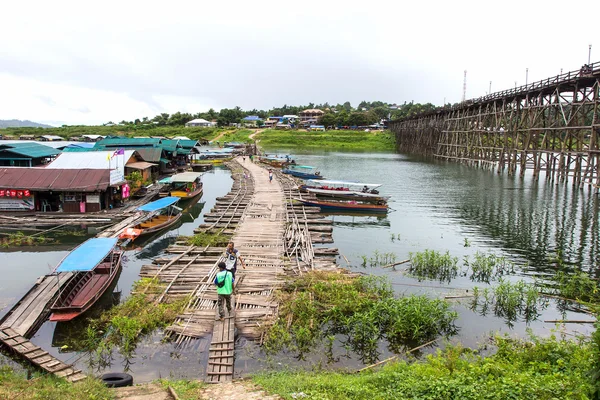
left=141, top=157, right=338, bottom=383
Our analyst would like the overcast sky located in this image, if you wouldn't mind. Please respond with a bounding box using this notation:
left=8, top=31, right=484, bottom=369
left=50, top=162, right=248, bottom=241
left=1, top=0, right=597, bottom=126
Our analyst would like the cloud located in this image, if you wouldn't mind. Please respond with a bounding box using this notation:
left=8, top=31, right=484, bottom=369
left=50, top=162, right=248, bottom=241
left=1, top=0, right=598, bottom=124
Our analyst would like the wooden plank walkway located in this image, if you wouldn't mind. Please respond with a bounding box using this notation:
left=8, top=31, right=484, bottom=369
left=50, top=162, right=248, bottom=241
left=0, top=326, right=86, bottom=382
left=0, top=273, right=74, bottom=337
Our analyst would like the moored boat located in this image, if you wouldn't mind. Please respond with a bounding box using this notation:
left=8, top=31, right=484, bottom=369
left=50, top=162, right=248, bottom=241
left=282, top=165, right=324, bottom=180
left=300, top=179, right=389, bottom=203
left=260, top=154, right=295, bottom=168
left=294, top=197, right=388, bottom=213
left=49, top=238, right=123, bottom=322
left=159, top=172, right=203, bottom=201
left=118, top=197, right=182, bottom=242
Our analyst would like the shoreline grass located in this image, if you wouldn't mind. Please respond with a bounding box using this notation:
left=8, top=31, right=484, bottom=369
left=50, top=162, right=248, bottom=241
left=257, top=129, right=395, bottom=151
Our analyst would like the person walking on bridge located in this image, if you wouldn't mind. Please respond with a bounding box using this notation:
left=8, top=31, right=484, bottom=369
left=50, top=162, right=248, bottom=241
left=224, top=241, right=246, bottom=279
left=214, top=261, right=233, bottom=321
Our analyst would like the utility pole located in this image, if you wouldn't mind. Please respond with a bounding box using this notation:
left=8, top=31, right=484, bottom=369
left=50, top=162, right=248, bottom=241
left=462, top=70, right=467, bottom=102
left=489, top=81, right=492, bottom=94
left=589, top=44, right=592, bottom=65
left=526, top=68, right=529, bottom=85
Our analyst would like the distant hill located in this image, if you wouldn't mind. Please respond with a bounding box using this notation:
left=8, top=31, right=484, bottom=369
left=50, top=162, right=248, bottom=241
left=0, top=119, right=53, bottom=129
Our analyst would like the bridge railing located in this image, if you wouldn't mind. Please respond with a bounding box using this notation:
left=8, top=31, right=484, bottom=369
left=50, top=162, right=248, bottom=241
left=391, top=61, right=600, bottom=123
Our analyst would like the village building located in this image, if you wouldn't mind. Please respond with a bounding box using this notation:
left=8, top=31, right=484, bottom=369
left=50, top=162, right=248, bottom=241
left=299, top=109, right=325, bottom=127
left=81, top=135, right=105, bottom=142
left=242, top=116, right=262, bottom=127
left=19, top=135, right=35, bottom=141
left=0, top=168, right=123, bottom=212
left=39, top=135, right=63, bottom=142
left=185, top=118, right=215, bottom=127
left=0, top=142, right=60, bottom=167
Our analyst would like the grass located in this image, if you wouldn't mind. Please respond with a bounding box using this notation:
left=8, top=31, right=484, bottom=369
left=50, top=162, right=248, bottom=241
left=158, top=379, right=205, bottom=400
left=0, top=125, right=230, bottom=141
left=82, top=278, right=189, bottom=368
left=262, top=271, right=457, bottom=363
left=216, top=129, right=255, bottom=143
left=408, top=249, right=459, bottom=283
left=470, top=279, right=547, bottom=327
left=359, top=250, right=397, bottom=268
left=257, top=129, right=395, bottom=151
left=464, top=251, right=516, bottom=283
left=184, top=231, right=230, bottom=247
left=253, top=334, right=595, bottom=400
left=0, top=366, right=112, bottom=400
left=0, top=231, right=52, bottom=247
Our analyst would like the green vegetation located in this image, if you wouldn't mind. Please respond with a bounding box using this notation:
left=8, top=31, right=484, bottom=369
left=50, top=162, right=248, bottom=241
left=0, top=231, right=52, bottom=247
left=470, top=279, right=546, bottom=326
left=257, top=129, right=395, bottom=151
left=83, top=278, right=188, bottom=367
left=184, top=231, right=230, bottom=247
left=216, top=129, right=254, bottom=143
left=263, top=271, right=457, bottom=363
left=254, top=334, right=595, bottom=400
left=158, top=379, right=205, bottom=400
left=359, top=250, right=397, bottom=267
left=553, top=271, right=600, bottom=304
left=464, top=251, right=515, bottom=283
left=0, top=366, right=112, bottom=400
left=408, top=249, right=459, bottom=283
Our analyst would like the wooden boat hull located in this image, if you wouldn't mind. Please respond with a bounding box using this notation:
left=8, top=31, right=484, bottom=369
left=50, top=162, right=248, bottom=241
left=301, top=186, right=389, bottom=203
left=191, top=164, right=213, bottom=172
left=170, top=186, right=203, bottom=200
left=282, top=170, right=324, bottom=180
left=262, top=159, right=289, bottom=168
left=137, top=213, right=182, bottom=236
left=49, top=252, right=123, bottom=322
left=295, top=198, right=388, bottom=213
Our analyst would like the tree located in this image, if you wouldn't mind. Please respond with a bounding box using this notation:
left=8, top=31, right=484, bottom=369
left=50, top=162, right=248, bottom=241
left=343, top=101, right=352, bottom=112
left=320, top=113, right=337, bottom=128
left=372, top=106, right=389, bottom=120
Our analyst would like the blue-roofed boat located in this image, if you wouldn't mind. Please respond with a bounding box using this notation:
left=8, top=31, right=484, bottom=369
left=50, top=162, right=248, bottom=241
left=49, top=238, right=122, bottom=322
left=119, top=197, right=182, bottom=242
left=282, top=165, right=324, bottom=180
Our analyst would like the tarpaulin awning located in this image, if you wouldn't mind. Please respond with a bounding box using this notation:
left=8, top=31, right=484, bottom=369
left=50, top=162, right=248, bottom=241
left=170, top=172, right=203, bottom=183
left=56, top=238, right=118, bottom=272
left=138, top=196, right=179, bottom=212
left=125, top=161, right=157, bottom=170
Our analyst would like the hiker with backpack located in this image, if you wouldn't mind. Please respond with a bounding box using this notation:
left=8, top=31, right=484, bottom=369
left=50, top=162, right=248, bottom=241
left=214, top=261, right=233, bottom=321
left=224, top=241, right=246, bottom=279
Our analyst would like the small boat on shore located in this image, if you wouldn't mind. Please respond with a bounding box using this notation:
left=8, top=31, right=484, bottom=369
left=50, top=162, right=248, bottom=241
left=282, top=165, right=324, bottom=180
left=118, top=197, right=182, bottom=242
left=49, top=238, right=123, bottom=322
left=159, top=172, right=203, bottom=201
left=294, top=198, right=388, bottom=213
left=300, top=179, right=390, bottom=203
left=261, top=154, right=295, bottom=168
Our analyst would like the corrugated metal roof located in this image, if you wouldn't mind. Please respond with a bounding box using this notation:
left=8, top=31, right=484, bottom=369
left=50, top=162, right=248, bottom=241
left=0, top=143, right=61, bottom=159
left=135, top=147, right=162, bottom=162
left=47, top=150, right=135, bottom=170
left=97, top=137, right=161, bottom=147
left=0, top=168, right=111, bottom=192
left=178, top=140, right=198, bottom=149
left=160, top=139, right=180, bottom=152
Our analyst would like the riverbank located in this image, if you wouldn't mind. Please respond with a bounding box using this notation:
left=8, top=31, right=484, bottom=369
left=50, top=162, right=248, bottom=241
left=256, top=128, right=395, bottom=151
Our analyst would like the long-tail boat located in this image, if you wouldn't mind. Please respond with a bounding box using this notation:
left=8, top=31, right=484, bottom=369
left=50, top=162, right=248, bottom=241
left=293, top=197, right=388, bottom=213
left=49, top=238, right=122, bottom=322
left=159, top=172, right=203, bottom=202
left=282, top=165, right=324, bottom=180
left=118, top=197, right=182, bottom=242
left=300, top=179, right=390, bottom=203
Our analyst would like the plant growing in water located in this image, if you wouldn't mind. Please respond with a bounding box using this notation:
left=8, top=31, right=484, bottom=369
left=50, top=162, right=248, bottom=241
left=262, top=271, right=458, bottom=364
left=467, top=251, right=516, bottom=283
left=408, top=249, right=459, bottom=283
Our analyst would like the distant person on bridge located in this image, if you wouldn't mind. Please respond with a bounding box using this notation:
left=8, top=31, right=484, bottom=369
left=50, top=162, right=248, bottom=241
left=214, top=262, right=233, bottom=321
left=224, top=241, right=246, bottom=279
left=269, top=169, right=273, bottom=183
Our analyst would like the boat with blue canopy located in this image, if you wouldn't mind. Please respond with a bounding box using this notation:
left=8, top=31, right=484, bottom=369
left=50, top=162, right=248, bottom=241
left=49, top=238, right=122, bottom=322
left=119, top=197, right=182, bottom=242
left=159, top=172, right=203, bottom=201
left=282, top=165, right=324, bottom=180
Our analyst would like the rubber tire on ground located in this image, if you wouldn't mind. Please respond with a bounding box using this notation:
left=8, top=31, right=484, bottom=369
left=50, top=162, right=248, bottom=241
left=101, top=372, right=133, bottom=388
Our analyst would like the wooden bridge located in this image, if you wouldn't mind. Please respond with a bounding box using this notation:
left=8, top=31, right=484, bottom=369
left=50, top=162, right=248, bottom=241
left=144, top=158, right=337, bottom=383
left=389, top=61, right=600, bottom=189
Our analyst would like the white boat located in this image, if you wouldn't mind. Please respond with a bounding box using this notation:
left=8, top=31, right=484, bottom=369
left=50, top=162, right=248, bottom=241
left=300, top=180, right=390, bottom=202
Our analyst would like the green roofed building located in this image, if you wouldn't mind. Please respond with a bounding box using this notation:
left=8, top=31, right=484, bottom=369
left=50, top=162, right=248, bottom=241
left=95, top=137, right=162, bottom=149
left=0, top=142, right=60, bottom=167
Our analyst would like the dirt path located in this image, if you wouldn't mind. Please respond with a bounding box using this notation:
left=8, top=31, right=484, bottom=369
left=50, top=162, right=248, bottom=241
left=112, top=381, right=281, bottom=400
left=212, top=130, right=229, bottom=142
left=248, top=129, right=263, bottom=141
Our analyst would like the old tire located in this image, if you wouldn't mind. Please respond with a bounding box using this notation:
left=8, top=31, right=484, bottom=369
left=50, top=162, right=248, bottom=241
left=101, top=372, right=133, bottom=388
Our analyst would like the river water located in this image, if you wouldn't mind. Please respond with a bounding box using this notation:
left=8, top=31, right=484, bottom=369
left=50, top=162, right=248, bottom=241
left=1, top=151, right=597, bottom=380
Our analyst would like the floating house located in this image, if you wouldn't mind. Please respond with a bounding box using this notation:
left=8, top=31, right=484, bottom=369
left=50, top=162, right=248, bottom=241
left=0, top=168, right=123, bottom=212
left=0, top=142, right=60, bottom=167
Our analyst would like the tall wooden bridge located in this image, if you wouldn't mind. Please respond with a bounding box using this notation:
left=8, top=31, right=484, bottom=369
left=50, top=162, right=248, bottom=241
left=389, top=61, right=600, bottom=189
